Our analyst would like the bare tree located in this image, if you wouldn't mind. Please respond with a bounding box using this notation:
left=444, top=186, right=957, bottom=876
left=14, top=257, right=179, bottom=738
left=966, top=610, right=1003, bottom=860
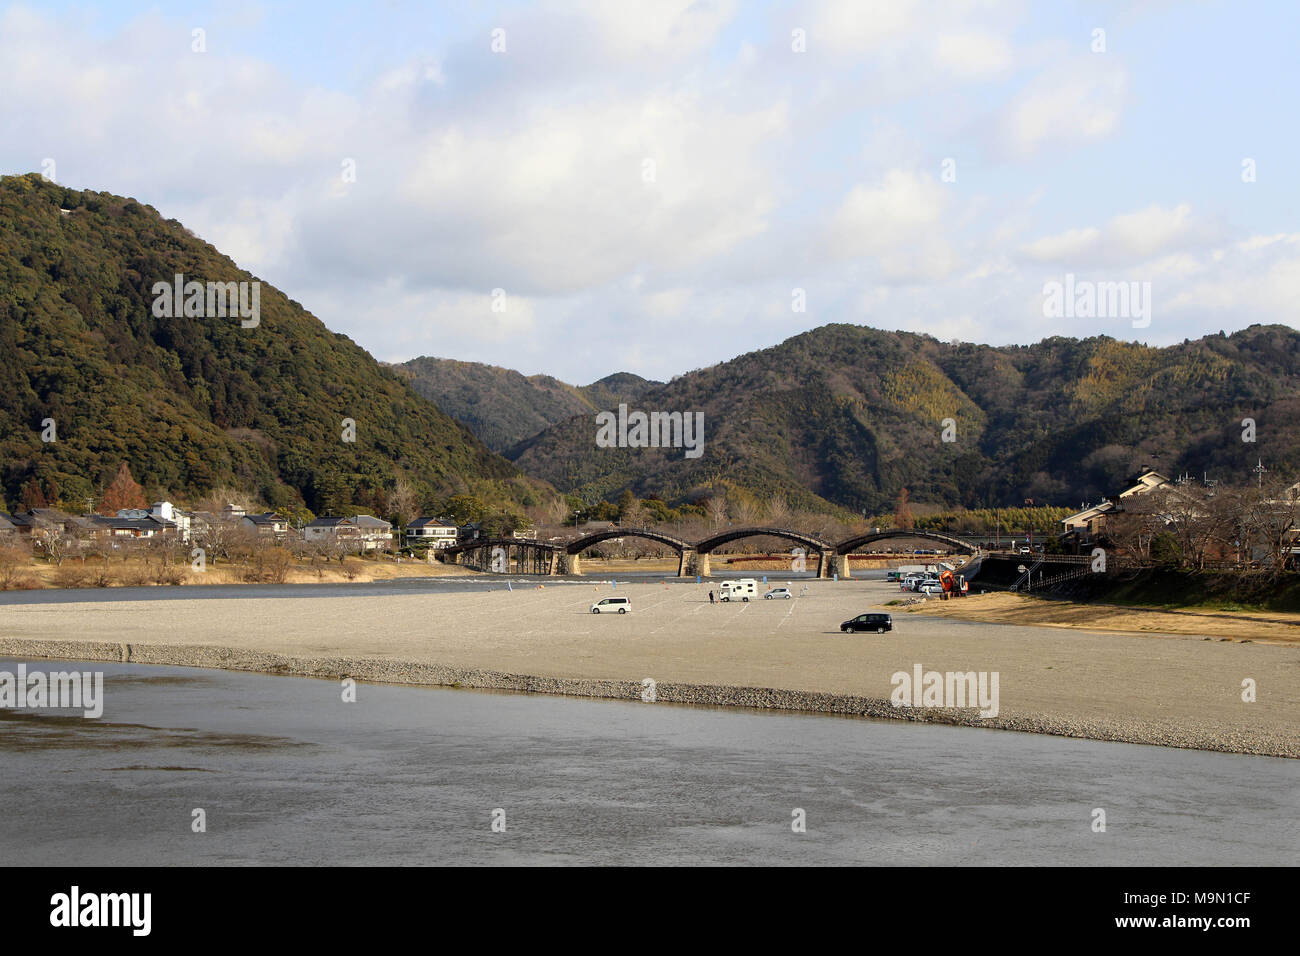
left=1104, top=495, right=1164, bottom=564
left=1153, top=484, right=1232, bottom=571
left=192, top=513, right=241, bottom=565
left=32, top=526, right=73, bottom=567
left=767, top=494, right=791, bottom=526
left=0, top=542, right=33, bottom=588
left=621, top=498, right=648, bottom=529
left=196, top=486, right=254, bottom=515
left=706, top=496, right=728, bottom=529
left=544, top=497, right=569, bottom=526
left=1240, top=481, right=1300, bottom=573
left=730, top=495, right=761, bottom=526
left=387, top=477, right=419, bottom=530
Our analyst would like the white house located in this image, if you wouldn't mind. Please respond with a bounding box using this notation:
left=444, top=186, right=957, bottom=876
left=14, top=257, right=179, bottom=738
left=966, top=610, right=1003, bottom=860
left=405, top=517, right=459, bottom=548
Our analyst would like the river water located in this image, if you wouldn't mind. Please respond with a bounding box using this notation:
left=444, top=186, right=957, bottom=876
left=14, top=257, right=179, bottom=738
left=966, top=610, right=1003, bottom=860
left=1, top=658, right=1294, bottom=866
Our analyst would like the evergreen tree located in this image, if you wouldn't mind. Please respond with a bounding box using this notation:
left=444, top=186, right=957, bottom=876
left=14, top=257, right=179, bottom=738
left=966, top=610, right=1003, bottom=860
left=894, top=488, right=914, bottom=529
left=20, top=479, right=47, bottom=511
left=99, top=462, right=148, bottom=515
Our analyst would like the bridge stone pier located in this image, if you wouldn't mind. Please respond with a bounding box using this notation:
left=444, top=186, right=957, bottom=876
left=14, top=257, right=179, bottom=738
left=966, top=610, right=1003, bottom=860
left=681, top=550, right=709, bottom=577
left=822, top=552, right=843, bottom=579
left=677, top=549, right=696, bottom=577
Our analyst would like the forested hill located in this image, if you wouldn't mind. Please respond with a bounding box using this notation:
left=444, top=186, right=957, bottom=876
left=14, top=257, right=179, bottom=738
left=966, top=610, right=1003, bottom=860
left=395, top=358, right=660, bottom=452
left=0, top=174, right=533, bottom=516
left=506, top=323, right=1300, bottom=514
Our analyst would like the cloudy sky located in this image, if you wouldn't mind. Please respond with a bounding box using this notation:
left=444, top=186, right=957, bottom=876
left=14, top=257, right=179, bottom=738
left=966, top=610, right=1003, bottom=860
left=3, top=0, right=1297, bottom=382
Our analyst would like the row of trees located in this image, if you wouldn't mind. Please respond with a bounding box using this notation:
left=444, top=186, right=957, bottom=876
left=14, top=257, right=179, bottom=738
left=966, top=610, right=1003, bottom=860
left=10, top=518, right=394, bottom=584
left=4, top=462, right=540, bottom=546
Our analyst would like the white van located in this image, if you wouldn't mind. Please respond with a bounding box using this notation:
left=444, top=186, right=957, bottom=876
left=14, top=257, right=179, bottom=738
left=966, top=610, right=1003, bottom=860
left=719, top=578, right=758, bottom=602
left=590, top=597, right=630, bottom=614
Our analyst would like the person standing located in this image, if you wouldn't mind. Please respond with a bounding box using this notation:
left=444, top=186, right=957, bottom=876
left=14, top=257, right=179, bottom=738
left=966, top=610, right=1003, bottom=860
left=709, top=590, right=716, bottom=605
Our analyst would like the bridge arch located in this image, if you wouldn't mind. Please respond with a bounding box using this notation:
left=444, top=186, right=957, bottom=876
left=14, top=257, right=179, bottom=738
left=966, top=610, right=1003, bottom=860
left=565, top=527, right=690, bottom=555
left=440, top=537, right=557, bottom=558
left=694, top=526, right=832, bottom=555
left=834, top=529, right=978, bottom=555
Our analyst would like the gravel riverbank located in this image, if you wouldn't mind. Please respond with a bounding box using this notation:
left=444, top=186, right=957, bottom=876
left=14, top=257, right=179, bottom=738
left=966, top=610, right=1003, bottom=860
left=2, top=579, right=1295, bottom=757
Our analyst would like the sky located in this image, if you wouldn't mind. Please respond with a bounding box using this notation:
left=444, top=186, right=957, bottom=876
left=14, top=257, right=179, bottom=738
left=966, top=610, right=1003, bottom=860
left=2, top=0, right=1297, bottom=383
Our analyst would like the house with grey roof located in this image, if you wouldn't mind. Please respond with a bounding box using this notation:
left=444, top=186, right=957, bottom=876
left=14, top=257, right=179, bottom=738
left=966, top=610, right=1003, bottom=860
left=242, top=512, right=291, bottom=538
left=304, top=515, right=392, bottom=552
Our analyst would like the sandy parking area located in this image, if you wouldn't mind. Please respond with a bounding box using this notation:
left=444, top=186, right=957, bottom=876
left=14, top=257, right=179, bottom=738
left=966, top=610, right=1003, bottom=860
left=1, top=578, right=1296, bottom=756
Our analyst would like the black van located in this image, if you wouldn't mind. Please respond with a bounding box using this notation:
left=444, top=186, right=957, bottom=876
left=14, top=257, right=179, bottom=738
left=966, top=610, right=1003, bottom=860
left=841, top=613, right=892, bottom=633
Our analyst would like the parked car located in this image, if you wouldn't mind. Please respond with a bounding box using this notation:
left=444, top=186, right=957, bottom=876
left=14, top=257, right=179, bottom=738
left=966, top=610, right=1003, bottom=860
left=590, top=597, right=630, bottom=614
left=918, top=582, right=944, bottom=595
left=764, top=587, right=793, bottom=600
left=841, top=613, right=893, bottom=633
left=720, top=578, right=758, bottom=602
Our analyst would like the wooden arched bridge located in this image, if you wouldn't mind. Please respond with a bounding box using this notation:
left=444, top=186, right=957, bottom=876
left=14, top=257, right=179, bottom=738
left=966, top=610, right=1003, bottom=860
left=439, top=526, right=978, bottom=578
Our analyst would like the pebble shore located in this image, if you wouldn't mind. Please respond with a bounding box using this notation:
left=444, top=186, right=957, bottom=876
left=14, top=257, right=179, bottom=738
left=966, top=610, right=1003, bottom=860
left=3, top=636, right=1295, bottom=758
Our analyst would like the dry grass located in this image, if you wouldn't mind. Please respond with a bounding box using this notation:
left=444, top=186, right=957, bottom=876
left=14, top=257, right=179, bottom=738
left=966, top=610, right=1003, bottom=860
left=0, top=552, right=482, bottom=589
left=903, top=590, right=1300, bottom=645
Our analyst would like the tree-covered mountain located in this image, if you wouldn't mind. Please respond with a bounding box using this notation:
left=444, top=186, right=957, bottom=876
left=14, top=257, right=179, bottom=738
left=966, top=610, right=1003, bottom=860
left=395, top=357, right=660, bottom=452
left=0, top=174, right=541, bottom=517
left=505, top=323, right=1300, bottom=514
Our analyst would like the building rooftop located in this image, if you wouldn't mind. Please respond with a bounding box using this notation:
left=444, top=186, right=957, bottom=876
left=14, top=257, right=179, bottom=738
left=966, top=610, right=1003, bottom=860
left=407, top=516, right=457, bottom=529
left=244, top=512, right=286, bottom=525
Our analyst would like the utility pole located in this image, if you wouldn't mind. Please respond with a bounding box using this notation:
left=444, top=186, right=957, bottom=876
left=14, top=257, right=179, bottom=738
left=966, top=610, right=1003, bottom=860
left=1254, top=458, right=1267, bottom=489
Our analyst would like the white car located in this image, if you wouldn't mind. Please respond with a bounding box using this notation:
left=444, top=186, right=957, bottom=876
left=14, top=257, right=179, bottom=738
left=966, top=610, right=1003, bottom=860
left=590, top=597, right=630, bottom=614
left=764, top=588, right=793, bottom=600
left=918, top=582, right=944, bottom=595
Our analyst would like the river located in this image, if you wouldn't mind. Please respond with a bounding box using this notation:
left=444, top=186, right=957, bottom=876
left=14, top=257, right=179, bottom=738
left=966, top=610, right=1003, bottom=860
left=2, top=658, right=1294, bottom=865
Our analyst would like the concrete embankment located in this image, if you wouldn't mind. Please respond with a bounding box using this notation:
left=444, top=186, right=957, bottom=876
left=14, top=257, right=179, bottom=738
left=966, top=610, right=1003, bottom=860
left=3, top=635, right=1295, bottom=758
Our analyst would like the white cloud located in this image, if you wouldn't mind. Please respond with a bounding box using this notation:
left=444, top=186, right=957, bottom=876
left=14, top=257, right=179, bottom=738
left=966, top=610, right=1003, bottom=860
left=1164, top=234, right=1300, bottom=315
left=998, top=59, right=1128, bottom=157
left=807, top=0, right=918, bottom=54
left=1021, top=203, right=1207, bottom=266
left=826, top=169, right=958, bottom=280
left=934, top=31, right=1013, bottom=77
left=0, top=0, right=1295, bottom=384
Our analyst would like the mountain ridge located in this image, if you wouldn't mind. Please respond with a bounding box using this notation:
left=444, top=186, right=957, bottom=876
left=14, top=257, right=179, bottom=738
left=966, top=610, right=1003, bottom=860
left=499, top=322, right=1300, bottom=513
left=0, top=173, right=541, bottom=519
left=395, top=356, right=660, bottom=452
